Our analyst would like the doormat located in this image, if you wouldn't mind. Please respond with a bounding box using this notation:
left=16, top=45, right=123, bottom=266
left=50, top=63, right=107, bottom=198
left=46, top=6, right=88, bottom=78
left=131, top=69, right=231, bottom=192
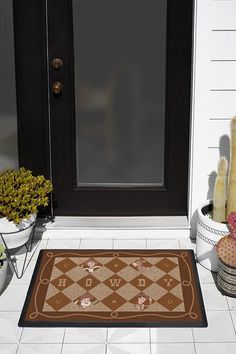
left=19, top=249, right=207, bottom=327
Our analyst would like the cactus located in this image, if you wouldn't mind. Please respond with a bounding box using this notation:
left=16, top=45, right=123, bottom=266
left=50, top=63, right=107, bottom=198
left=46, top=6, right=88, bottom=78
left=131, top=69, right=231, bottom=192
left=227, top=116, right=236, bottom=218
left=216, top=212, right=236, bottom=267
left=212, top=116, right=236, bottom=222
left=216, top=235, right=236, bottom=267
left=213, top=157, right=228, bottom=222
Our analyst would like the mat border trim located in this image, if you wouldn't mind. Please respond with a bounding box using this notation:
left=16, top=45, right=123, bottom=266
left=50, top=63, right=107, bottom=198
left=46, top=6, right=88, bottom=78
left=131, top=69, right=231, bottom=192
left=18, top=249, right=208, bottom=328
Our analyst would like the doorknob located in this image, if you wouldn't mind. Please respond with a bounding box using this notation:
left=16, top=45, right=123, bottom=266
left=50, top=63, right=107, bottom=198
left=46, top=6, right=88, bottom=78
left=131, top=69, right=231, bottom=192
left=52, top=58, right=63, bottom=70
left=52, top=81, right=63, bottom=95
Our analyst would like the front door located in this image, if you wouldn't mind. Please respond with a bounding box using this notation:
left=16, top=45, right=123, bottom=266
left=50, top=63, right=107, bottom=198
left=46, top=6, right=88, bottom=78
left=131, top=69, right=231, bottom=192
left=14, top=0, right=193, bottom=216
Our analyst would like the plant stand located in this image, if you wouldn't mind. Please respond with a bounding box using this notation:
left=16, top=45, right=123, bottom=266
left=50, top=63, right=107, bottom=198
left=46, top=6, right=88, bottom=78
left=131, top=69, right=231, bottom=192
left=0, top=222, right=36, bottom=279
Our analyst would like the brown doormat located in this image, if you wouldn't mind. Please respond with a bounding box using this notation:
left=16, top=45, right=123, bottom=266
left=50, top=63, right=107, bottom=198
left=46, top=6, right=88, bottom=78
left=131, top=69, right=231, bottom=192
left=19, top=249, right=207, bottom=327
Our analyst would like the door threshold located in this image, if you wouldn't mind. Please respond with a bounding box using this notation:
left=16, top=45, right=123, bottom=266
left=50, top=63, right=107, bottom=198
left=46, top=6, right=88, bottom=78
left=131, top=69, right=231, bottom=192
left=36, top=216, right=190, bottom=239
left=39, top=215, right=190, bottom=230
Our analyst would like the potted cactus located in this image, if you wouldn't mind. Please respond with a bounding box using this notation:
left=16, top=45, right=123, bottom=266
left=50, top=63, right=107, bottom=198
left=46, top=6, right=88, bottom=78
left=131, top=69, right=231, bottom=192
left=0, top=244, right=7, bottom=294
left=216, top=212, right=236, bottom=297
left=0, top=168, right=53, bottom=249
left=196, top=117, right=236, bottom=271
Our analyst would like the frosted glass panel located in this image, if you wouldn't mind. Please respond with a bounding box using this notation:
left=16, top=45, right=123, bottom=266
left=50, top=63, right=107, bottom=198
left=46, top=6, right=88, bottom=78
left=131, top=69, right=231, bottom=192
left=73, top=0, right=166, bottom=185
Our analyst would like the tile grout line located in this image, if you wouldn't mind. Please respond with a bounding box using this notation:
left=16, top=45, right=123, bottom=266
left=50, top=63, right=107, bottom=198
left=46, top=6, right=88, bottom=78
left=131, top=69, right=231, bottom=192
left=60, top=328, right=66, bottom=354
left=105, top=328, right=109, bottom=354
left=19, top=325, right=24, bottom=341
left=45, top=239, right=49, bottom=248
left=149, top=327, right=152, bottom=354
left=17, top=325, right=24, bottom=352
left=15, top=343, right=19, bottom=354
left=105, top=341, right=151, bottom=344
left=229, top=310, right=236, bottom=335
left=43, top=239, right=49, bottom=250
left=226, top=297, right=231, bottom=311
left=0, top=341, right=136, bottom=345
left=147, top=341, right=196, bottom=344
left=192, top=328, right=197, bottom=354
left=3, top=341, right=236, bottom=345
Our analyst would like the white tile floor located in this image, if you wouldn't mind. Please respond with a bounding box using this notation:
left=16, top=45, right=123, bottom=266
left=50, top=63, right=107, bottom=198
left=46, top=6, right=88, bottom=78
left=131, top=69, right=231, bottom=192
left=0, top=236, right=236, bottom=354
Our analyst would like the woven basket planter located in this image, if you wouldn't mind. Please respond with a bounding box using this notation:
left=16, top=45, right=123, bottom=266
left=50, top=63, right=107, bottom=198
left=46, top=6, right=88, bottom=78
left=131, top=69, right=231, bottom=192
left=217, top=258, right=236, bottom=297
left=197, top=201, right=229, bottom=272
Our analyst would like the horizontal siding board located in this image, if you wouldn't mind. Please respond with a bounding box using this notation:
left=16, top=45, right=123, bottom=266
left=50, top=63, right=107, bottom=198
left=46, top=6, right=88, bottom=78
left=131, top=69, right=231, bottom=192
left=211, top=31, right=236, bottom=60
left=211, top=1, right=236, bottom=29
left=209, top=91, right=236, bottom=118
left=208, top=120, right=231, bottom=146
left=210, top=61, right=236, bottom=89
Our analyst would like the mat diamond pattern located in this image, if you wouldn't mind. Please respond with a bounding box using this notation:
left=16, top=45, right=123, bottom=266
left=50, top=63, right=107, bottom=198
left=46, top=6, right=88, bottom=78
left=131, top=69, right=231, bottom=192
left=45, top=255, right=184, bottom=313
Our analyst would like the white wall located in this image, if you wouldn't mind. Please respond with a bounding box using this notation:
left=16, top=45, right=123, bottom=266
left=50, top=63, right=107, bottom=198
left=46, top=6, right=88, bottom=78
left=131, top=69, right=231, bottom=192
left=190, top=0, right=236, bottom=232
left=0, top=0, right=18, bottom=171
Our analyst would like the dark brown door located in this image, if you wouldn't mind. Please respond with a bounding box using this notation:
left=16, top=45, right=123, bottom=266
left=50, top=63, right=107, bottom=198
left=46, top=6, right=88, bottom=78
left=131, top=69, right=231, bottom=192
left=14, top=0, right=193, bottom=216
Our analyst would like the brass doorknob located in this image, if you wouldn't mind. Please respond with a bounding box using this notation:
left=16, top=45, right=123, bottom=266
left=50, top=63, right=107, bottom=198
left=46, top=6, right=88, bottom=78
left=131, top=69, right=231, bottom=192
left=52, top=58, right=63, bottom=70
left=52, top=81, right=63, bottom=95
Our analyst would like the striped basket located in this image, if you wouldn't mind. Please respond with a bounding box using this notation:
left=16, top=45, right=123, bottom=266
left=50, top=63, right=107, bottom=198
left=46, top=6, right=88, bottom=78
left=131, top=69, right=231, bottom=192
left=217, top=258, right=236, bottom=297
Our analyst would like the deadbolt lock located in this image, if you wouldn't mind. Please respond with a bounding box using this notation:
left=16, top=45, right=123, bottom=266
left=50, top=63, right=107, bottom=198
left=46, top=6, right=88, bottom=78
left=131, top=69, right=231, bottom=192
left=52, top=57, right=63, bottom=70
left=52, top=81, right=63, bottom=95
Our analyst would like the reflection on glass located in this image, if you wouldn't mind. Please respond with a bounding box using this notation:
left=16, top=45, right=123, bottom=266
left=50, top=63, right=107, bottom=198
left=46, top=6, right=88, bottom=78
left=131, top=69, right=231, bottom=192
left=73, top=0, right=166, bottom=185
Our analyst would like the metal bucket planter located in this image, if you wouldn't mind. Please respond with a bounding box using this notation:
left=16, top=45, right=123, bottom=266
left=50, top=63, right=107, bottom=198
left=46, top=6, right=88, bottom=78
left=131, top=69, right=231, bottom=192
left=217, top=258, right=236, bottom=297
left=197, top=201, right=229, bottom=272
left=0, top=213, right=36, bottom=249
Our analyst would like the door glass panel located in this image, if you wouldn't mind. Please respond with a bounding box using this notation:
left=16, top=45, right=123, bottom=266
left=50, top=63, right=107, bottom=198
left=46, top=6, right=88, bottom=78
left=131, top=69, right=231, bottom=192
left=73, top=0, right=167, bottom=185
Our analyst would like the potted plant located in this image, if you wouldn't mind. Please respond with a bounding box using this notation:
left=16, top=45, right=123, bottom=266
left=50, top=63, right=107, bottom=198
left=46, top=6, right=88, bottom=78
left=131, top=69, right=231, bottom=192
left=0, top=167, right=53, bottom=249
left=0, top=244, right=7, bottom=294
left=216, top=212, right=236, bottom=297
left=196, top=117, right=236, bottom=271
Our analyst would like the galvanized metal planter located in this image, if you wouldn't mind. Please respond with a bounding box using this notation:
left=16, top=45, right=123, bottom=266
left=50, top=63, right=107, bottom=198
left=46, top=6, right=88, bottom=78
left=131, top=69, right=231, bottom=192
left=217, top=258, right=236, bottom=297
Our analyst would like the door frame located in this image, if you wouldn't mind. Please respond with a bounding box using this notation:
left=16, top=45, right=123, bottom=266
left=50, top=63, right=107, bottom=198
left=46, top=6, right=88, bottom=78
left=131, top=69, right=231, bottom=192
left=14, top=0, right=50, bottom=179
left=14, top=0, right=194, bottom=217
left=13, top=0, right=52, bottom=215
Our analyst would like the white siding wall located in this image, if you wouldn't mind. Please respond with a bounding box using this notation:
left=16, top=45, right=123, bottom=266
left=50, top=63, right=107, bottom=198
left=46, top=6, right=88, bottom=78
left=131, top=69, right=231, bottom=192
left=190, top=0, right=236, bottom=230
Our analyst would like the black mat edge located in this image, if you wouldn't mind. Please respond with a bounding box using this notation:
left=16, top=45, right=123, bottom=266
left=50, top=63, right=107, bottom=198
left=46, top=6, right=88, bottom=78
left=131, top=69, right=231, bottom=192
left=188, top=249, right=208, bottom=327
left=18, top=248, right=44, bottom=327
left=18, top=249, right=208, bottom=328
